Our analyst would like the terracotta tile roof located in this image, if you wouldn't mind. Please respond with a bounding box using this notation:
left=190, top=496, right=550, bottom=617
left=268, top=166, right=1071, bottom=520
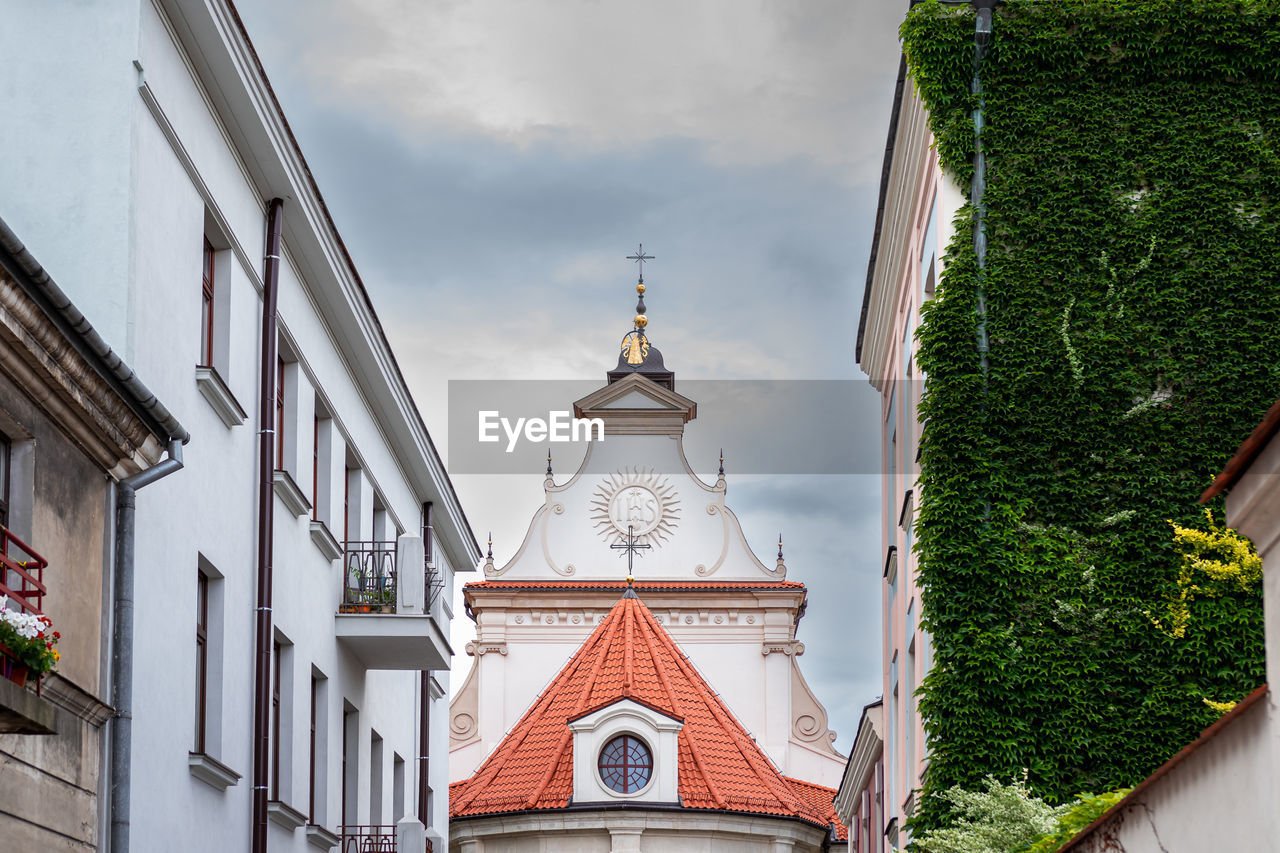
left=784, top=776, right=849, bottom=842
left=465, top=580, right=806, bottom=592
left=449, top=590, right=831, bottom=828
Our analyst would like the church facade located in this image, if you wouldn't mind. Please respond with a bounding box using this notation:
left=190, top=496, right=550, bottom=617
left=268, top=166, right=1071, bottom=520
left=449, top=277, right=847, bottom=850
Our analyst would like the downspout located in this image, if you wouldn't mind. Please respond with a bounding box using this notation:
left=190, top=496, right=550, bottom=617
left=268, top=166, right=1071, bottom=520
left=971, top=0, right=995, bottom=386
left=418, top=501, right=434, bottom=827
left=972, top=0, right=995, bottom=523
left=251, top=198, right=284, bottom=853
left=110, top=438, right=186, bottom=853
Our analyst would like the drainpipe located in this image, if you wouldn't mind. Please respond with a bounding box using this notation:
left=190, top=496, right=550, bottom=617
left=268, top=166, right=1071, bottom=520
left=418, top=501, right=433, bottom=827
left=971, top=0, right=996, bottom=387
left=971, top=0, right=996, bottom=523
left=251, top=198, right=284, bottom=853
left=110, top=438, right=185, bottom=853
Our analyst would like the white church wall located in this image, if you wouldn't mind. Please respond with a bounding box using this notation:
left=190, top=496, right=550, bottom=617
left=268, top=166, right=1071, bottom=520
left=452, top=602, right=829, bottom=780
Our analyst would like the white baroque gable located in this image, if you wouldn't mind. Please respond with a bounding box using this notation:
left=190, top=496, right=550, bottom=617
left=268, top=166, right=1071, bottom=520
left=486, top=445, right=784, bottom=583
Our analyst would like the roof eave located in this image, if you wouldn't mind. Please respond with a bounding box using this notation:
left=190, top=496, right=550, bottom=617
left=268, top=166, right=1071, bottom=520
left=856, top=54, right=909, bottom=367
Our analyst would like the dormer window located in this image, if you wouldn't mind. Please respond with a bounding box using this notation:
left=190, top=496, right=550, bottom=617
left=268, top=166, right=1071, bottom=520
left=598, top=734, right=652, bottom=794
left=568, top=697, right=681, bottom=803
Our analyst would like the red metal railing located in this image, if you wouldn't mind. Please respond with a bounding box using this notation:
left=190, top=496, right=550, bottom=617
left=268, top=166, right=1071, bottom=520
left=1, top=526, right=47, bottom=616
left=340, top=825, right=396, bottom=852
left=341, top=541, right=397, bottom=612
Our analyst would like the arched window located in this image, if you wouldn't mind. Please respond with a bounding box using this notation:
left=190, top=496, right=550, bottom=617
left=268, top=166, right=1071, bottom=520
left=597, top=734, right=652, bottom=794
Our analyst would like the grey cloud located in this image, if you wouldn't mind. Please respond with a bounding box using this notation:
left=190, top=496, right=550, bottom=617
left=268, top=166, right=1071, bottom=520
left=234, top=0, right=899, bottom=745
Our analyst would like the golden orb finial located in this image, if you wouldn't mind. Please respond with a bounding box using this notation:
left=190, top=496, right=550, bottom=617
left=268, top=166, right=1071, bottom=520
left=634, top=314, right=648, bottom=328
left=636, top=282, right=646, bottom=294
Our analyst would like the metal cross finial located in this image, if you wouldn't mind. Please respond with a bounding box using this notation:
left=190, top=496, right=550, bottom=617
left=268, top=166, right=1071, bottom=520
left=611, top=525, right=652, bottom=584
left=626, top=244, right=655, bottom=282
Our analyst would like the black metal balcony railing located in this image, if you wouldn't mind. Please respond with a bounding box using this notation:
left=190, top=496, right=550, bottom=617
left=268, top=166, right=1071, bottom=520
left=341, top=825, right=396, bottom=852
left=425, top=559, right=444, bottom=612
left=341, top=541, right=397, bottom=613
left=1, top=526, right=47, bottom=616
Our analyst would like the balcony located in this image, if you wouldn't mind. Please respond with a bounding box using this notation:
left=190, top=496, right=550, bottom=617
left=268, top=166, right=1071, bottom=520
left=335, top=534, right=450, bottom=670
left=0, top=526, right=56, bottom=734
left=1, top=525, right=47, bottom=616
left=339, top=825, right=434, bottom=853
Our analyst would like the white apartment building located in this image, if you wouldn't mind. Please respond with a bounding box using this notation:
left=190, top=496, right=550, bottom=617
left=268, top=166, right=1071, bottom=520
left=0, top=1, right=479, bottom=851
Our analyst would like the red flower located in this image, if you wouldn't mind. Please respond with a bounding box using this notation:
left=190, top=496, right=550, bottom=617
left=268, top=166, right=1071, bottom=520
left=53, top=631, right=60, bottom=639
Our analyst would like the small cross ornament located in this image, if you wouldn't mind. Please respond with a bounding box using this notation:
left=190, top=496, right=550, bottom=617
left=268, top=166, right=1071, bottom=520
left=610, top=525, right=651, bottom=585
left=626, top=244, right=654, bottom=282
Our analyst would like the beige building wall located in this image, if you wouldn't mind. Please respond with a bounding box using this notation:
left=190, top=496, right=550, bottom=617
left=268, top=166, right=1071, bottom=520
left=0, top=265, right=163, bottom=850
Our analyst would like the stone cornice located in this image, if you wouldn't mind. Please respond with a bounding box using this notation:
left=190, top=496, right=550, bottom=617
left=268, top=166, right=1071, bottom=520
left=451, top=805, right=830, bottom=846
left=0, top=275, right=161, bottom=476
left=834, top=702, right=884, bottom=821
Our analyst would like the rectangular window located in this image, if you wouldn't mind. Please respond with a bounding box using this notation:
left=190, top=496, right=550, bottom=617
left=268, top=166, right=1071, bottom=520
left=906, top=604, right=916, bottom=791
left=308, top=671, right=329, bottom=825
left=342, top=705, right=359, bottom=828
left=920, top=191, right=938, bottom=302
left=193, top=557, right=225, bottom=760
left=272, top=640, right=282, bottom=800
left=310, top=676, right=319, bottom=821
left=200, top=237, right=215, bottom=367
left=343, top=467, right=352, bottom=544
left=195, top=571, right=209, bottom=752
left=886, top=391, right=897, bottom=547
left=889, top=654, right=898, bottom=822
left=902, top=316, right=914, bottom=480
left=312, top=415, right=320, bottom=520
left=370, top=731, right=384, bottom=826
left=275, top=358, right=286, bottom=470
left=392, top=754, right=405, bottom=823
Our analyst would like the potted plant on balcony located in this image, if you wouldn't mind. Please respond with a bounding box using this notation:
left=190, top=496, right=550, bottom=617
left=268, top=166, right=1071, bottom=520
left=0, top=596, right=59, bottom=687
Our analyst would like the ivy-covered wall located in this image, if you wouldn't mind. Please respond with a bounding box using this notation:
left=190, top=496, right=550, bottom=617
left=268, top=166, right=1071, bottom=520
left=902, top=0, right=1279, bottom=833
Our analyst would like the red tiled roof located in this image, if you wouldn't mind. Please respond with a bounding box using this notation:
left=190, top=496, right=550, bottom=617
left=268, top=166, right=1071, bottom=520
left=784, top=776, right=849, bottom=842
left=465, top=580, right=806, bottom=592
left=449, top=590, right=831, bottom=828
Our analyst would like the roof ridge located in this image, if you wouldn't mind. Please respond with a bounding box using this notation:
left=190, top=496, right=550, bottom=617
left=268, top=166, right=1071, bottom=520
left=453, top=599, right=621, bottom=813
left=632, top=598, right=728, bottom=809
left=658, top=624, right=813, bottom=818
left=523, top=596, right=624, bottom=809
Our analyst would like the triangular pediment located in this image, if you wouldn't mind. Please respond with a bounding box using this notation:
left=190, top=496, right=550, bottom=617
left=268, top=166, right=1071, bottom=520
left=573, top=373, right=697, bottom=423
left=569, top=695, right=684, bottom=727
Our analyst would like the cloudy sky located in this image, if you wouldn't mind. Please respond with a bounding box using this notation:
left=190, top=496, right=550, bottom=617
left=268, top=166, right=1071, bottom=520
left=235, top=0, right=908, bottom=752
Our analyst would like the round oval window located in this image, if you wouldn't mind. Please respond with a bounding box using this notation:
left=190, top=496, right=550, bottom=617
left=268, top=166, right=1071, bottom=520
left=598, top=734, right=652, bottom=794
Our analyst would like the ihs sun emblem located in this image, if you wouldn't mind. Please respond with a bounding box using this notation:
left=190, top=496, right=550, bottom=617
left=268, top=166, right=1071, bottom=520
left=591, top=468, right=680, bottom=551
